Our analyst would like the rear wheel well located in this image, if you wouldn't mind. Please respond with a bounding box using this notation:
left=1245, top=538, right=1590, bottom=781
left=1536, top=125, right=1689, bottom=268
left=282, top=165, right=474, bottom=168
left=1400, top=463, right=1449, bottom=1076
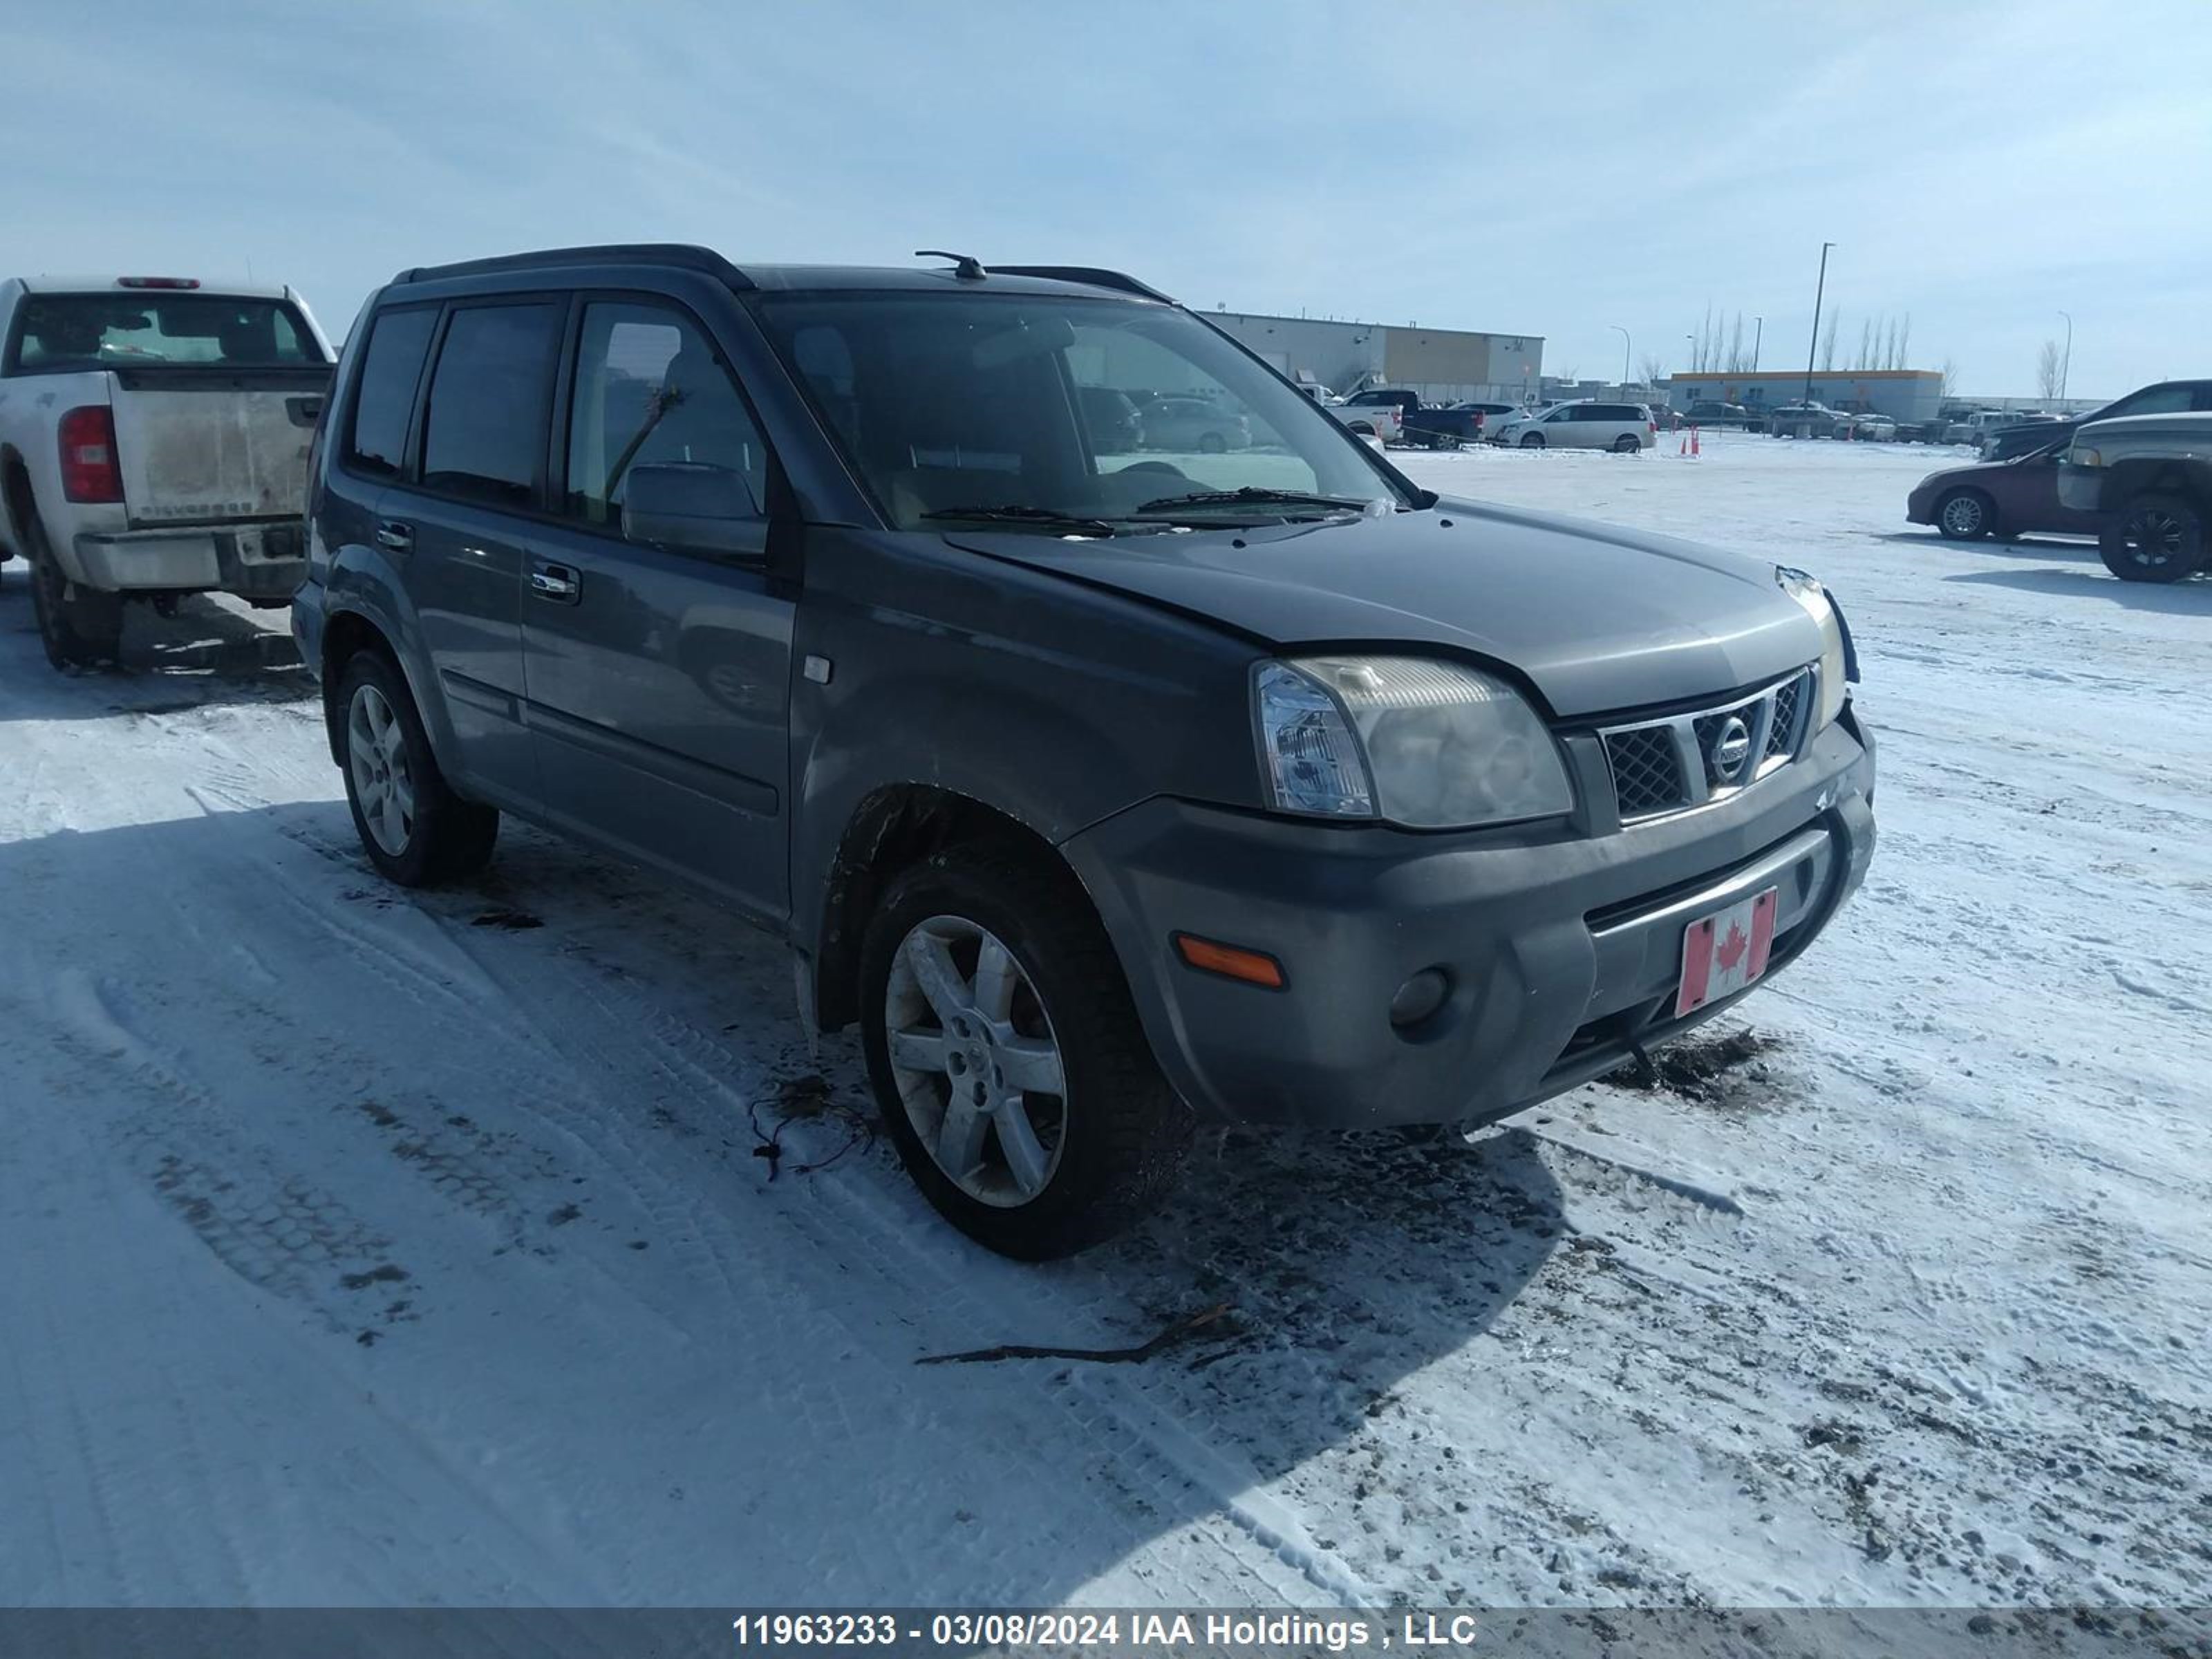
left=319, top=610, right=398, bottom=763
left=813, top=786, right=1093, bottom=1032
left=1, top=449, right=35, bottom=557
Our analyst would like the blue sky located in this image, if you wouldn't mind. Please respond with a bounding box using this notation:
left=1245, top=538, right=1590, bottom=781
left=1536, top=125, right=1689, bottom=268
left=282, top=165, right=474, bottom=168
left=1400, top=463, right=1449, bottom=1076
left=5, top=0, right=2207, bottom=398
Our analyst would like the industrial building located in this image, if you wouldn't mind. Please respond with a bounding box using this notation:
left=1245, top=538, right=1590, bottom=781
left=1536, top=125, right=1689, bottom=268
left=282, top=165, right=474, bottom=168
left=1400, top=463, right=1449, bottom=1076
left=1666, top=368, right=1945, bottom=422
left=1209, top=310, right=1544, bottom=404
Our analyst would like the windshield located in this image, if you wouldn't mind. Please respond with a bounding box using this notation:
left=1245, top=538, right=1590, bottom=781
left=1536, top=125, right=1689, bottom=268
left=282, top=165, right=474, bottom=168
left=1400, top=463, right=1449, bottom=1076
left=10, top=293, right=324, bottom=373
left=752, top=290, right=1410, bottom=532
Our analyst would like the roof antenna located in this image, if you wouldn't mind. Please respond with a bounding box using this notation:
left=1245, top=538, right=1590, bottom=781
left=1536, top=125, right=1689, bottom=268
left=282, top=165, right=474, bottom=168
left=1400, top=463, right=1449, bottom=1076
left=915, top=250, right=986, bottom=281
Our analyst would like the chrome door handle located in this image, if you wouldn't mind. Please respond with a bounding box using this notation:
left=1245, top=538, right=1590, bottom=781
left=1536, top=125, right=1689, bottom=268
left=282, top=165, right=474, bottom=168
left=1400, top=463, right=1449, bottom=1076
left=529, top=563, right=580, bottom=601
left=376, top=519, right=413, bottom=552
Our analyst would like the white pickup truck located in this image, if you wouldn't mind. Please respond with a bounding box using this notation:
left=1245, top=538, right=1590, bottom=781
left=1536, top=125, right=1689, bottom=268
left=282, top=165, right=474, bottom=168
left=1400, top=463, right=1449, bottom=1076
left=0, top=274, right=333, bottom=668
left=1322, top=393, right=1404, bottom=445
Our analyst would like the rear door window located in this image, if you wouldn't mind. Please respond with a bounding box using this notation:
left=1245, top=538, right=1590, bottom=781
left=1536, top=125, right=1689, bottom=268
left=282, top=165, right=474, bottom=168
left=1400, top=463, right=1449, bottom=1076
left=419, top=303, right=563, bottom=507
left=345, top=306, right=439, bottom=478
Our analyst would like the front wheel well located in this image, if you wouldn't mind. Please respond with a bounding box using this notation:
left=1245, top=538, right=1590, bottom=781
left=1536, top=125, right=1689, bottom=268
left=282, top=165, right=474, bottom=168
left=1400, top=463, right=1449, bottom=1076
left=319, top=610, right=400, bottom=763
left=812, top=785, right=1093, bottom=1033
left=2106, top=460, right=2212, bottom=515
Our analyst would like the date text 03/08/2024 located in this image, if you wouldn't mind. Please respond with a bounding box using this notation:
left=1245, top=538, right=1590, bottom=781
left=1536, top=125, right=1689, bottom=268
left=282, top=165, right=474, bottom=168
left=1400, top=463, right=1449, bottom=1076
left=729, top=1611, right=1488, bottom=1651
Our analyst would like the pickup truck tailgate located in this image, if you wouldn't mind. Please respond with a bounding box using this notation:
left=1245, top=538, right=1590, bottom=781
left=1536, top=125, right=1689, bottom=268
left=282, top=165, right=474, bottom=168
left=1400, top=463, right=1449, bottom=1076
left=107, top=366, right=330, bottom=527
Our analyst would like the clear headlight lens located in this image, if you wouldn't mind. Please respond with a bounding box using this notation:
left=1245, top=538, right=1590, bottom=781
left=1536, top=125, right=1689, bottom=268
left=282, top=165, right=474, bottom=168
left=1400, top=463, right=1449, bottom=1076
left=1777, top=566, right=1849, bottom=730
left=1254, top=656, right=1573, bottom=827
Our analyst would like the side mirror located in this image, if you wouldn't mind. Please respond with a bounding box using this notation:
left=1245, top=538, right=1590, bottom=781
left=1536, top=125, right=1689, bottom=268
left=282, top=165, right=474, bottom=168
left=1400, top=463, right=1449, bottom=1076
left=621, top=463, right=765, bottom=561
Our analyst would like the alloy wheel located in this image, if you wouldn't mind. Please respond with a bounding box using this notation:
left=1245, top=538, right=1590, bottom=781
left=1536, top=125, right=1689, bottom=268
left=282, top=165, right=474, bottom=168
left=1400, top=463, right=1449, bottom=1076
left=347, top=684, right=417, bottom=855
left=884, top=915, right=1067, bottom=1208
left=2118, top=507, right=2186, bottom=570
left=1939, top=494, right=1986, bottom=537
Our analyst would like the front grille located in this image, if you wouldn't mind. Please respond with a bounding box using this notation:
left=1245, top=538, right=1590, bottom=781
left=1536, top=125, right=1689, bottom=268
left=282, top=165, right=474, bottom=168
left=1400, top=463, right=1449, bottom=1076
left=1765, top=675, right=1805, bottom=759
left=1604, top=725, right=1689, bottom=816
left=1599, top=668, right=1814, bottom=824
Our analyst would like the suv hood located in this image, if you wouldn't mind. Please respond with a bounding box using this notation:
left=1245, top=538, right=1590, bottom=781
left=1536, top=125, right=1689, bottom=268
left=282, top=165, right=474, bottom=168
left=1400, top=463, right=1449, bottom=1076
left=947, top=498, right=1821, bottom=718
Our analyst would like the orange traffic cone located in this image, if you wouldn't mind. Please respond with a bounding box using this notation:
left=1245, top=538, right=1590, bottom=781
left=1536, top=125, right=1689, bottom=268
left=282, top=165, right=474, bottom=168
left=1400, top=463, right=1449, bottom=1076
left=1691, top=425, right=1702, bottom=458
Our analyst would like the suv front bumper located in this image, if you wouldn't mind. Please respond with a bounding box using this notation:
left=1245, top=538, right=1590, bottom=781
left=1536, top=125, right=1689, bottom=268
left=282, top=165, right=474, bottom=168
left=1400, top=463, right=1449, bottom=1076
left=1063, top=710, right=1875, bottom=1131
left=73, top=523, right=308, bottom=599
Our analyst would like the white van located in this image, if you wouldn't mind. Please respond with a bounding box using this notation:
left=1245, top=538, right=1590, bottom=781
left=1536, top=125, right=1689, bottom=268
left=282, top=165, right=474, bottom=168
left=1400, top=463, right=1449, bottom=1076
left=1490, top=400, right=1656, bottom=452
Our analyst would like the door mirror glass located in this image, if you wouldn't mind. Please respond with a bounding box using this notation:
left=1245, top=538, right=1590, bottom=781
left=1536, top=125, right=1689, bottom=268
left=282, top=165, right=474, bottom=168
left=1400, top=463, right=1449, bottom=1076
left=622, top=463, right=765, bottom=560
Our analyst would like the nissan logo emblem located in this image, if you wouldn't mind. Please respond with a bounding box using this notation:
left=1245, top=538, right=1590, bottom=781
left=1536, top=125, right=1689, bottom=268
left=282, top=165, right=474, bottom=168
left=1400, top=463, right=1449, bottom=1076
left=1712, top=716, right=1753, bottom=781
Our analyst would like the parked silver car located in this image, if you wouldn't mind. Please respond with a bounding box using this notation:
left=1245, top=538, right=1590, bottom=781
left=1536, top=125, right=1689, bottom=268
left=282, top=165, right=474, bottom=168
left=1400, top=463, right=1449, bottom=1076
left=1489, top=400, right=1656, bottom=452
left=1140, top=395, right=1250, bottom=453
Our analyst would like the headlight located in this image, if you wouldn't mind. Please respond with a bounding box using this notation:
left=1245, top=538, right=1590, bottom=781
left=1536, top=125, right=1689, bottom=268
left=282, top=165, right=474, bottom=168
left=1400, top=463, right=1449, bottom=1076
left=1776, top=566, right=1849, bottom=730
left=1253, top=656, right=1573, bottom=827
left=2072, top=447, right=2101, bottom=467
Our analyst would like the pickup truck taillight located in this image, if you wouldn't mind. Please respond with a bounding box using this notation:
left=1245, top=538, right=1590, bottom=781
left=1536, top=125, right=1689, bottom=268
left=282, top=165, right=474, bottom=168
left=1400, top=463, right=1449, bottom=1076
left=58, top=406, right=124, bottom=503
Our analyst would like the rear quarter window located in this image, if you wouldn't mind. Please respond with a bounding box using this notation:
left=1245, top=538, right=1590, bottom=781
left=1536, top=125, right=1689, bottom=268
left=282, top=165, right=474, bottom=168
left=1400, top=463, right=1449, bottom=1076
left=344, top=306, right=439, bottom=478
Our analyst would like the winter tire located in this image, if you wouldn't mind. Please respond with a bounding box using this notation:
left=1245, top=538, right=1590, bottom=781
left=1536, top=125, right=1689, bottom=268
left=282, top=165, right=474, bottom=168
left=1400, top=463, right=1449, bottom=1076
left=24, top=516, right=122, bottom=671
left=2099, top=491, right=2204, bottom=583
left=860, top=845, right=1190, bottom=1259
left=337, top=650, right=499, bottom=886
left=1519, top=431, right=1545, bottom=449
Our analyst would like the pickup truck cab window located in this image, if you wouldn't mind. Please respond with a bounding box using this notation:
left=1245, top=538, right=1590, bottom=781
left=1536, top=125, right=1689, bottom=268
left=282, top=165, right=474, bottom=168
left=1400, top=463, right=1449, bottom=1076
left=8, top=293, right=322, bottom=373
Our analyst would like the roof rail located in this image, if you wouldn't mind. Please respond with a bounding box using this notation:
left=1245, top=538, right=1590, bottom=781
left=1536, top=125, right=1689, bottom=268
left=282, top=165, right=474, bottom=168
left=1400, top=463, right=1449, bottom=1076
left=393, top=243, right=753, bottom=290
left=991, top=265, right=1174, bottom=303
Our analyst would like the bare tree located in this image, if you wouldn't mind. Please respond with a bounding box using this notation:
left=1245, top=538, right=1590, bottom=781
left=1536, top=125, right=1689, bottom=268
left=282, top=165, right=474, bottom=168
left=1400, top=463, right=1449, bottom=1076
left=1638, top=351, right=1666, bottom=386
left=1895, top=314, right=1912, bottom=371
left=1725, top=313, right=1746, bottom=374
left=2036, top=339, right=2064, bottom=401
left=1940, top=357, right=1959, bottom=400
left=1819, top=311, right=1841, bottom=371
left=1853, top=319, right=1874, bottom=371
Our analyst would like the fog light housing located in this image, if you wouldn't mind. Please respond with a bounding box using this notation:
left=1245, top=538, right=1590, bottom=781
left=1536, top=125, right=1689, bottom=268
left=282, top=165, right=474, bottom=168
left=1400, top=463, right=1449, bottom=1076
left=1389, top=968, right=1452, bottom=1029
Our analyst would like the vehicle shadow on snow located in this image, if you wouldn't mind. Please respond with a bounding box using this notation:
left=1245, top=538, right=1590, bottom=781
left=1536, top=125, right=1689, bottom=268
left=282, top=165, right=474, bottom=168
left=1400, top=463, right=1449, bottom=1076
left=1946, top=566, right=2212, bottom=615
left=1877, top=529, right=2100, bottom=561
left=11, top=795, right=1566, bottom=1603
left=0, top=590, right=310, bottom=722
left=477, top=821, right=1572, bottom=1598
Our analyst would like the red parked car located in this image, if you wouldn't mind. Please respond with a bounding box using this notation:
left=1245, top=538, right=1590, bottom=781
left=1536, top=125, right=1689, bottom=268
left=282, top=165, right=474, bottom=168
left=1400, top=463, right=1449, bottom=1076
left=1905, top=439, right=2105, bottom=541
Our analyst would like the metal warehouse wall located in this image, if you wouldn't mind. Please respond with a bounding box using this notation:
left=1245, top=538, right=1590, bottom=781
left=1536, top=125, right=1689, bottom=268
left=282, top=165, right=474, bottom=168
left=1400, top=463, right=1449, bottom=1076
left=1210, top=310, right=1544, bottom=404
left=1210, top=313, right=1386, bottom=397
left=1667, top=370, right=1944, bottom=421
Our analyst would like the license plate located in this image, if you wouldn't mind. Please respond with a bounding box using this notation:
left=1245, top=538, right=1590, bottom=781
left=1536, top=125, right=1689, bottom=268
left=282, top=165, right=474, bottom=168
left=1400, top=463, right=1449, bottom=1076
left=1674, top=887, right=1779, bottom=1018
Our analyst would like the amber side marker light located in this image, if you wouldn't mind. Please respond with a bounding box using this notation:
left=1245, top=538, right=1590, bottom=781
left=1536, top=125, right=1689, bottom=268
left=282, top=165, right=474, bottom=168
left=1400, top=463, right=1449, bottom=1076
left=1173, top=933, right=1286, bottom=989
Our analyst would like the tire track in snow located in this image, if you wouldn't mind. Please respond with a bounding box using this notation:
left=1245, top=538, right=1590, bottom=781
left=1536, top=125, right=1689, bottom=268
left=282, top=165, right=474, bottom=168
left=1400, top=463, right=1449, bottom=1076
left=422, top=910, right=1372, bottom=1609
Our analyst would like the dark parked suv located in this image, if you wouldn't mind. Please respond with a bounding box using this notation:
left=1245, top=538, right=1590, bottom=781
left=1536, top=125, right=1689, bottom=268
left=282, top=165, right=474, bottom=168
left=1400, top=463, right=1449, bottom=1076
left=295, top=245, right=1876, bottom=1257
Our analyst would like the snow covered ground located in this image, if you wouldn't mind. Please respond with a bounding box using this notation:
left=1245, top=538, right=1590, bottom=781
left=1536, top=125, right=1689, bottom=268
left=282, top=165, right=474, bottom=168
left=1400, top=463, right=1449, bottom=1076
left=1, top=431, right=2206, bottom=1613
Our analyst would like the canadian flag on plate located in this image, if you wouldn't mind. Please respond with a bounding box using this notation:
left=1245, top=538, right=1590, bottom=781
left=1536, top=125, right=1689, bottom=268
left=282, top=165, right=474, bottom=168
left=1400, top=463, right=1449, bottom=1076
left=1674, top=886, right=1779, bottom=1018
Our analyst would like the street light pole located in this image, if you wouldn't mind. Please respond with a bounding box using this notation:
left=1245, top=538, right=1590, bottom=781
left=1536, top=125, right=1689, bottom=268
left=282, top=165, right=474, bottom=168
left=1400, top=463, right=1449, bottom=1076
left=1753, top=315, right=1763, bottom=372
left=1803, top=241, right=1835, bottom=402
left=1610, top=324, right=1631, bottom=389
left=2058, top=310, right=2073, bottom=405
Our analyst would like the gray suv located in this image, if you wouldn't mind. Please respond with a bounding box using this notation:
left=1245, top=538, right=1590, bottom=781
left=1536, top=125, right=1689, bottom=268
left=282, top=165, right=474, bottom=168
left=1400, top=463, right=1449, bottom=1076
left=294, top=245, right=1876, bottom=1257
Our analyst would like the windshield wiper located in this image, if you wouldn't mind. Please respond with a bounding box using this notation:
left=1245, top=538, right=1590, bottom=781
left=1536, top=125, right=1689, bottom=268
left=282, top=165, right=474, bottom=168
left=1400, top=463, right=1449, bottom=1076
left=1133, top=486, right=1379, bottom=517
left=919, top=505, right=1126, bottom=536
